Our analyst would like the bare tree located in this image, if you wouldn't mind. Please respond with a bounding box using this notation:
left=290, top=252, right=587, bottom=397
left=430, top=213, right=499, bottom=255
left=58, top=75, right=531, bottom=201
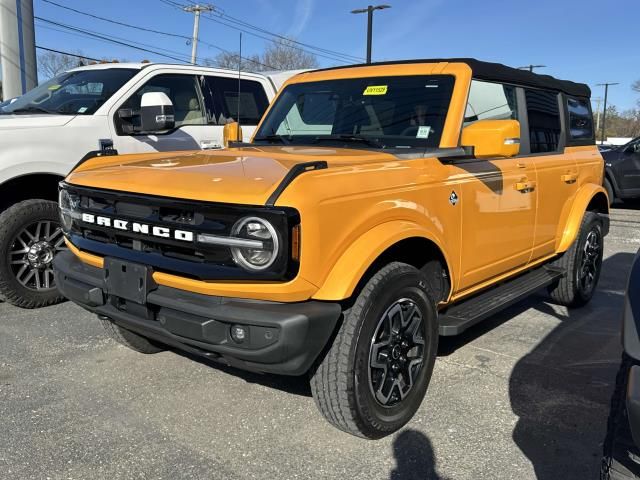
left=37, top=50, right=89, bottom=79
left=602, top=105, right=640, bottom=138
left=204, top=52, right=263, bottom=72
left=209, top=38, right=318, bottom=72
left=261, top=38, right=318, bottom=71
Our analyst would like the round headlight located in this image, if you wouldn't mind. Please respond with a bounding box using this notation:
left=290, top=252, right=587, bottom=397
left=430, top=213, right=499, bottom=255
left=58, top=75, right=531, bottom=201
left=58, top=189, right=74, bottom=232
left=230, top=216, right=279, bottom=271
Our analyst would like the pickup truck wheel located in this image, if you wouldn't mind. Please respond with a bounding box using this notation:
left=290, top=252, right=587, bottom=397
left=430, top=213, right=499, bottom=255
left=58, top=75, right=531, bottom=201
left=0, top=200, right=66, bottom=308
left=601, top=355, right=640, bottom=479
left=548, top=211, right=603, bottom=307
left=310, top=262, right=438, bottom=439
left=99, top=317, right=166, bottom=354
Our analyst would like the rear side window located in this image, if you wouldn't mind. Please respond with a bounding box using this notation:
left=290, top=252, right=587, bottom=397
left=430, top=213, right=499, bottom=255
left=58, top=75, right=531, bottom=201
left=464, top=80, right=517, bottom=126
left=525, top=89, right=561, bottom=153
left=201, top=76, right=270, bottom=126
left=567, top=97, right=594, bottom=140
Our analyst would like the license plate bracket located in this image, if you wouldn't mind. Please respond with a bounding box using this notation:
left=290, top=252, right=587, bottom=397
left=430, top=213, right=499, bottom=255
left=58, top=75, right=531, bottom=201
left=104, top=257, right=155, bottom=305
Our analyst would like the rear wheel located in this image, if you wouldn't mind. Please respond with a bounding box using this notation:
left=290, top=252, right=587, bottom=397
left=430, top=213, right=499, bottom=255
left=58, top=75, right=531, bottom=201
left=0, top=200, right=66, bottom=308
left=310, top=262, right=438, bottom=439
left=548, top=211, right=603, bottom=307
left=605, top=178, right=616, bottom=207
left=99, top=316, right=166, bottom=354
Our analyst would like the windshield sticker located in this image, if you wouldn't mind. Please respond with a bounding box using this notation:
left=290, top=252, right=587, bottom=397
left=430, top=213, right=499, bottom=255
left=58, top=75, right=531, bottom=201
left=48, top=85, right=61, bottom=91
left=77, top=107, right=88, bottom=113
left=363, top=85, right=388, bottom=96
left=416, top=126, right=431, bottom=139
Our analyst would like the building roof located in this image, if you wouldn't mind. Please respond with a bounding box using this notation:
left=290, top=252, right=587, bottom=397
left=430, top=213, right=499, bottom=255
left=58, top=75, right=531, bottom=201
left=313, top=58, right=591, bottom=98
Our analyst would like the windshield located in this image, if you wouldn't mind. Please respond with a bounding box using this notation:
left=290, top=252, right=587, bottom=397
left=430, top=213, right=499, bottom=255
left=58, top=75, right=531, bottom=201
left=1, top=68, right=137, bottom=115
left=254, top=75, right=455, bottom=149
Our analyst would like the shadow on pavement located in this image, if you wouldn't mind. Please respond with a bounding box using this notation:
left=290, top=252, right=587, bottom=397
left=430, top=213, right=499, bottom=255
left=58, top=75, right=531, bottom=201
left=173, top=348, right=312, bottom=397
left=390, top=429, right=449, bottom=480
left=508, top=252, right=633, bottom=479
left=613, top=199, right=640, bottom=211
left=436, top=252, right=633, bottom=478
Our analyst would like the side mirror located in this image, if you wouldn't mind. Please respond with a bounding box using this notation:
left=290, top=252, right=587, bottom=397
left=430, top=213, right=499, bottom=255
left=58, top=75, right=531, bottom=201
left=140, top=91, right=175, bottom=132
left=461, top=119, right=520, bottom=159
left=223, top=121, right=243, bottom=147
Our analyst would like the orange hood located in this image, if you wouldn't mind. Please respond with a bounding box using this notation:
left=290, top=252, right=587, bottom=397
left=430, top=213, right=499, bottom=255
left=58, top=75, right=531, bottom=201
left=66, top=146, right=398, bottom=205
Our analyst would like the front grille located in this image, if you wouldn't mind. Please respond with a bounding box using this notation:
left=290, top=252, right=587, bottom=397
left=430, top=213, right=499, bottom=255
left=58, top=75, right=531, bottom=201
left=63, top=184, right=299, bottom=281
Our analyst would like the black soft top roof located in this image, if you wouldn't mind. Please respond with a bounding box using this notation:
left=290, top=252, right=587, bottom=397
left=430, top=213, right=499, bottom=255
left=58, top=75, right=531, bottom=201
left=313, top=58, right=591, bottom=98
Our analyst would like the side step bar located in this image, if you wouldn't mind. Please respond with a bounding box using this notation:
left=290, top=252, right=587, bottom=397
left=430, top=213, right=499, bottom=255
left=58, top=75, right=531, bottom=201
left=438, top=266, right=565, bottom=336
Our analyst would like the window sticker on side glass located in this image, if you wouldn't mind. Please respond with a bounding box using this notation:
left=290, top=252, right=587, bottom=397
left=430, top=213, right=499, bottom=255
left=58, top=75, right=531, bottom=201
left=416, top=126, right=431, bottom=138
left=363, top=85, right=388, bottom=96
left=77, top=107, right=88, bottom=113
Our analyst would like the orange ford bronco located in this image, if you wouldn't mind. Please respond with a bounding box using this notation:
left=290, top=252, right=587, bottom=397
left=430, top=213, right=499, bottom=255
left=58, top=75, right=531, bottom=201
left=54, top=59, right=608, bottom=439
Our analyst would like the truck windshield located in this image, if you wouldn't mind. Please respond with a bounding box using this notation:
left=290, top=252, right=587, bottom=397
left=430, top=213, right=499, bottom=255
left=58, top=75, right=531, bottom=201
left=254, top=75, right=455, bottom=149
left=1, top=68, right=137, bottom=115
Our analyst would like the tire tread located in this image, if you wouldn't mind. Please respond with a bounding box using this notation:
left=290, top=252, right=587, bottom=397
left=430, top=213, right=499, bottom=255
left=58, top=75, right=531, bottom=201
left=310, top=262, right=435, bottom=438
left=0, top=199, right=65, bottom=308
left=99, top=317, right=165, bottom=354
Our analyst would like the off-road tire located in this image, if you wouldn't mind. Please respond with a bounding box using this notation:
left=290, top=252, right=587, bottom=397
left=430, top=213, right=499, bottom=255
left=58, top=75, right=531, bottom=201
left=601, top=355, right=640, bottom=479
left=548, top=211, right=603, bottom=308
left=0, top=199, right=66, bottom=308
left=99, top=317, right=166, bottom=354
left=605, top=178, right=616, bottom=207
left=310, top=262, right=438, bottom=439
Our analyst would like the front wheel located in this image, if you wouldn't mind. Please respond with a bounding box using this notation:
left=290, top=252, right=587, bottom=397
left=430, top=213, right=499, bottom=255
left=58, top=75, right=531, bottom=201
left=0, top=200, right=66, bottom=308
left=310, top=262, right=438, bottom=439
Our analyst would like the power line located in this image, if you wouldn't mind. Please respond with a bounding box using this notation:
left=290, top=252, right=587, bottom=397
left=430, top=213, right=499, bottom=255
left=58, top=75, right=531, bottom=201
left=210, top=9, right=363, bottom=62
left=35, top=45, right=101, bottom=62
left=202, top=11, right=354, bottom=64
left=35, top=17, right=192, bottom=63
left=39, top=1, right=276, bottom=70
left=41, top=0, right=190, bottom=41
left=157, top=0, right=358, bottom=65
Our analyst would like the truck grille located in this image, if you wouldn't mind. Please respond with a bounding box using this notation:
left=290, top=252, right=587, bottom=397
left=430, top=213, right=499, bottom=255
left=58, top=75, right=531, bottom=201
left=63, top=185, right=298, bottom=281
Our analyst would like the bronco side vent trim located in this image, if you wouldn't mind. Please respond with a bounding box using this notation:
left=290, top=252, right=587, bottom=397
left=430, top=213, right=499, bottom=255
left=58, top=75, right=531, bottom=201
left=265, top=161, right=328, bottom=207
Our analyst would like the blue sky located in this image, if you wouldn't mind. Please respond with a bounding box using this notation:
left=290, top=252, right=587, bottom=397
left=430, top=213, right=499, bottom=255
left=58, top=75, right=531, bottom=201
left=34, top=0, right=640, bottom=110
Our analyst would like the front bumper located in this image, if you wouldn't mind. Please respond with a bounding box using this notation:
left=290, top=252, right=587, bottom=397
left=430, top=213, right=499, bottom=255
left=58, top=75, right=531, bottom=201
left=53, top=250, right=341, bottom=376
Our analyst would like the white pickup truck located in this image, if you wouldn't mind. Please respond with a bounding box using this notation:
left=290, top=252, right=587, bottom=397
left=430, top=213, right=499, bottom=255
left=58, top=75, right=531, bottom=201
left=0, top=62, right=295, bottom=308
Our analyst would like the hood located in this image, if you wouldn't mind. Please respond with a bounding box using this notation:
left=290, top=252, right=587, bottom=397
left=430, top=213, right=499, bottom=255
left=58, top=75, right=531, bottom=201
left=0, top=114, right=76, bottom=129
left=66, top=146, right=398, bottom=205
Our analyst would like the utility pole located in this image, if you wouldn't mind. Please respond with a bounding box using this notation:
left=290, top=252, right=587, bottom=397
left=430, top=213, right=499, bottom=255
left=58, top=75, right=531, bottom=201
left=184, top=4, right=214, bottom=64
left=0, top=0, right=37, bottom=99
left=351, top=5, right=391, bottom=64
left=592, top=97, right=603, bottom=134
left=596, top=82, right=619, bottom=144
left=518, top=64, right=546, bottom=73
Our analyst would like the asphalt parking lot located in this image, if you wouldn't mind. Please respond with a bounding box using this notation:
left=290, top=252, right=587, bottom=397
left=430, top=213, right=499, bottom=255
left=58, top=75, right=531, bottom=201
left=1, top=204, right=639, bottom=480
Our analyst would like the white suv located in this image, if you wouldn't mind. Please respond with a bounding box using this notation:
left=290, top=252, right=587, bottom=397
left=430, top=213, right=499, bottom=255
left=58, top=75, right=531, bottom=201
left=0, top=62, right=293, bottom=308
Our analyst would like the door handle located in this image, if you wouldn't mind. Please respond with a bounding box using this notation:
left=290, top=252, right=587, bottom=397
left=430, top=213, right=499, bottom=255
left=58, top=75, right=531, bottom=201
left=200, top=140, right=222, bottom=150
left=516, top=162, right=527, bottom=169
left=515, top=181, right=536, bottom=193
left=561, top=173, right=578, bottom=184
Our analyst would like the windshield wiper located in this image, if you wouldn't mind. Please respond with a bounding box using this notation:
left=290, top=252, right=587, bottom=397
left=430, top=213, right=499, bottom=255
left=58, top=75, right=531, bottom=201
left=312, top=134, right=385, bottom=149
left=9, top=106, right=55, bottom=115
left=253, top=134, right=291, bottom=145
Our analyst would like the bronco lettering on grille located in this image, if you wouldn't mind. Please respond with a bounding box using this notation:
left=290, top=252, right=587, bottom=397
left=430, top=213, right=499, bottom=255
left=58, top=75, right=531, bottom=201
left=80, top=213, right=194, bottom=242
